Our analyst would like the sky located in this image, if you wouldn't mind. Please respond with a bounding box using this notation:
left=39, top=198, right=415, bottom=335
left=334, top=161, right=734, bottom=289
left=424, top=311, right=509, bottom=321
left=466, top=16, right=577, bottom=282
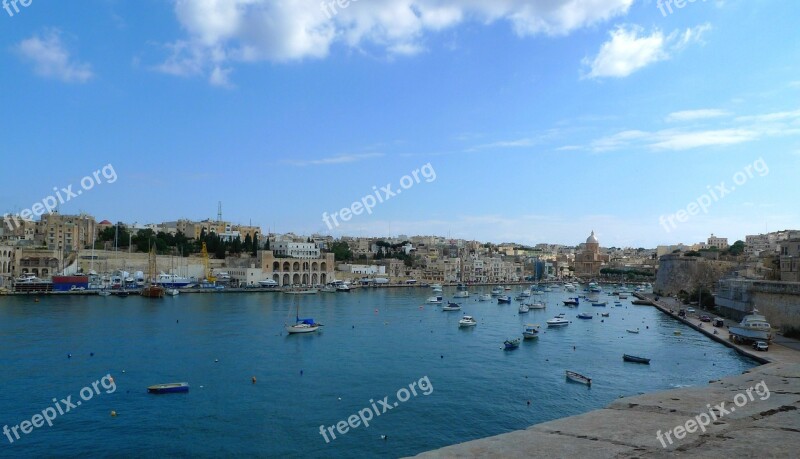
left=1, top=0, right=799, bottom=248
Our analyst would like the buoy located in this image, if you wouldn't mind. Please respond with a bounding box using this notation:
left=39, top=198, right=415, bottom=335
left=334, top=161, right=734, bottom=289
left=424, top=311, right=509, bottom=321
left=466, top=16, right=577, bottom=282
left=111, top=411, right=117, bottom=417
left=90, top=352, right=94, bottom=357
left=527, top=400, right=531, bottom=406
left=67, top=354, right=72, bottom=359
left=122, top=370, right=126, bottom=373
left=440, top=355, right=444, bottom=359
left=215, top=359, right=219, bottom=363
left=381, top=435, right=388, bottom=441
left=300, top=370, right=304, bottom=376
left=252, top=376, right=257, bottom=384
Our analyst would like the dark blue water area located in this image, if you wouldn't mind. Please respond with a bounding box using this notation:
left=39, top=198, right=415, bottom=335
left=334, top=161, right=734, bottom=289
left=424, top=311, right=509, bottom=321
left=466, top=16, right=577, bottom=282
left=0, top=288, right=755, bottom=458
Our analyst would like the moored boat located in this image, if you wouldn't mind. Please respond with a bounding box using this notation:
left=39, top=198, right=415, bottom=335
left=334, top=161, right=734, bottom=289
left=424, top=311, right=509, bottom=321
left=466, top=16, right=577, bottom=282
left=626, top=328, right=640, bottom=334
left=518, top=304, right=530, bottom=314
left=478, top=293, right=492, bottom=301
left=442, top=302, right=461, bottom=311
left=623, top=354, right=651, bottom=364
left=497, top=296, right=512, bottom=304
left=426, top=295, right=443, bottom=304
left=286, top=304, right=323, bottom=334
left=565, top=370, right=591, bottom=386
left=577, top=312, right=593, bottom=320
left=458, top=315, right=477, bottom=327
left=546, top=315, right=569, bottom=327
left=525, top=301, right=546, bottom=310
left=522, top=324, right=540, bottom=339
left=563, top=298, right=579, bottom=306
left=504, top=338, right=521, bottom=350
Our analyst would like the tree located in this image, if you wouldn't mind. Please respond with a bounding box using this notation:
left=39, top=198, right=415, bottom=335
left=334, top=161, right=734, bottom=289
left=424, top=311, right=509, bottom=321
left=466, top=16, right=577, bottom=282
left=727, top=240, right=745, bottom=256
left=243, top=234, right=253, bottom=253
left=252, top=234, right=259, bottom=256
left=329, top=241, right=353, bottom=261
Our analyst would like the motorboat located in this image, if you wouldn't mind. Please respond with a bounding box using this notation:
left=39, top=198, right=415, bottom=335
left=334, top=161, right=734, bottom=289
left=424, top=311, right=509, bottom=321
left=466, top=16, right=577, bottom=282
left=320, top=285, right=337, bottom=293
left=490, top=287, right=504, bottom=296
left=333, top=281, right=351, bottom=292
left=518, top=304, right=530, bottom=314
left=426, top=295, right=443, bottom=304
left=147, top=382, right=189, bottom=394
left=442, top=302, right=462, bottom=311
left=478, top=293, right=492, bottom=301
left=522, top=324, right=540, bottom=339
left=728, top=309, right=772, bottom=341
left=626, top=328, right=640, bottom=334
left=563, top=298, right=579, bottom=306
left=166, top=288, right=180, bottom=296
left=454, top=290, right=470, bottom=298
left=458, top=315, right=477, bottom=327
left=618, top=293, right=629, bottom=299
left=431, top=283, right=443, bottom=290
left=497, top=296, right=512, bottom=304
left=601, top=312, right=609, bottom=317
left=432, top=286, right=443, bottom=293
left=565, top=370, right=591, bottom=386
left=577, top=312, right=593, bottom=319
left=623, top=354, right=651, bottom=364
left=564, top=283, right=576, bottom=292
left=546, top=315, right=570, bottom=327
left=519, top=289, right=531, bottom=298
left=155, top=273, right=193, bottom=289
left=504, top=338, right=521, bottom=350
left=591, top=301, right=607, bottom=307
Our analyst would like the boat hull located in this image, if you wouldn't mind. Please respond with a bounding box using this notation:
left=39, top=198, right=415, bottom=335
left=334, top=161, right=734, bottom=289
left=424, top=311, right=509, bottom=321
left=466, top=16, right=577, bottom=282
left=623, top=354, right=650, bottom=364
left=148, top=383, right=189, bottom=394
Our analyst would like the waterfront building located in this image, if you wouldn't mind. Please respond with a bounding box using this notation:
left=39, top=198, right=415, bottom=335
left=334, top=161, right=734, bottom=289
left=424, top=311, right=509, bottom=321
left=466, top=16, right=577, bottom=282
left=272, top=241, right=320, bottom=259
left=337, top=264, right=386, bottom=275
left=36, top=212, right=96, bottom=252
left=0, top=245, right=14, bottom=288
left=779, top=238, right=800, bottom=282
left=707, top=233, right=729, bottom=250
left=13, top=248, right=61, bottom=278
left=256, top=250, right=335, bottom=286
left=574, top=231, right=610, bottom=277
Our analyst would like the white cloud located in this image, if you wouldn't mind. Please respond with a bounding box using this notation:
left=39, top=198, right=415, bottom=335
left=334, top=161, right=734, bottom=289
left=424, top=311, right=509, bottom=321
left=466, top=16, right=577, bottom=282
left=159, top=0, right=634, bottom=84
left=284, top=153, right=384, bottom=166
left=666, top=109, right=731, bottom=122
left=583, top=23, right=710, bottom=79
left=15, top=29, right=93, bottom=83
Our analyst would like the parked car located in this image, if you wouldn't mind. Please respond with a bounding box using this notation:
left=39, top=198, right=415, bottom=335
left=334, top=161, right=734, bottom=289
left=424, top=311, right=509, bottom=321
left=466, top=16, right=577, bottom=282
left=700, top=315, right=711, bottom=322
left=678, top=309, right=686, bottom=318
left=686, top=307, right=696, bottom=313
left=753, top=341, right=769, bottom=352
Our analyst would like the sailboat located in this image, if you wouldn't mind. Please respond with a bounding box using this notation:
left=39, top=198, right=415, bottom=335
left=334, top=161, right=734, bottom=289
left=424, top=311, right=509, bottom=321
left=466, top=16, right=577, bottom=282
left=286, top=303, right=322, bottom=334
left=141, top=244, right=165, bottom=298
left=165, top=247, right=180, bottom=296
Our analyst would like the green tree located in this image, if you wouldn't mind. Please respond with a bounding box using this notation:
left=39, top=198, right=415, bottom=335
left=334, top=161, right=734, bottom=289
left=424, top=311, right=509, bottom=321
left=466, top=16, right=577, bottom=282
left=329, top=241, right=353, bottom=261
left=727, top=240, right=745, bottom=256
left=252, top=234, right=259, bottom=256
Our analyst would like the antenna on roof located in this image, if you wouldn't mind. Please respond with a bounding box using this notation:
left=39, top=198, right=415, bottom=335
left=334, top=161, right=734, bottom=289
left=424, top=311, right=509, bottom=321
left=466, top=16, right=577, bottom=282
left=217, top=201, right=222, bottom=223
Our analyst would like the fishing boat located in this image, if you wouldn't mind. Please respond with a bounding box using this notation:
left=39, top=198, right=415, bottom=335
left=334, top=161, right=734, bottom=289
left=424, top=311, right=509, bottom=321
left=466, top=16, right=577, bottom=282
left=497, top=296, right=512, bottom=304
left=565, top=370, right=591, bottom=386
left=623, top=354, right=651, bottom=364
left=563, top=297, right=579, bottom=306
left=258, top=278, right=280, bottom=288
left=147, top=382, right=189, bottom=394
left=525, top=301, right=546, bottom=310
left=728, top=309, right=772, bottom=341
left=285, top=304, right=323, bottom=334
left=522, top=324, right=540, bottom=339
left=626, top=328, right=640, bottom=334
left=577, top=312, right=593, bottom=319
left=478, top=293, right=492, bottom=301
left=518, top=304, right=530, bottom=314
left=458, top=315, right=477, bottom=327
left=504, top=338, right=521, bottom=350
left=426, top=295, right=443, bottom=304
left=442, top=302, right=461, bottom=311
left=546, top=315, right=569, bottom=327
left=591, top=301, right=607, bottom=307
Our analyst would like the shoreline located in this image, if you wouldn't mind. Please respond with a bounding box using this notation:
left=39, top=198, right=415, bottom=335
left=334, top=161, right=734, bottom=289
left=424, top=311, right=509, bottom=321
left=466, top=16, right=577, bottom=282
left=411, top=293, right=800, bottom=457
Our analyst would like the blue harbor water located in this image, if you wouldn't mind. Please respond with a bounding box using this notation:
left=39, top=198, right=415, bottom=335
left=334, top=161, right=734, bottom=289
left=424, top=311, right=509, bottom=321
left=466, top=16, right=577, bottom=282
left=0, top=287, right=756, bottom=458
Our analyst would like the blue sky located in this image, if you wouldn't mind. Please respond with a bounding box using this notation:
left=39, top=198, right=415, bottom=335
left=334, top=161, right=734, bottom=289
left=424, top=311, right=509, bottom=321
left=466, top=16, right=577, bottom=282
left=1, top=0, right=798, bottom=248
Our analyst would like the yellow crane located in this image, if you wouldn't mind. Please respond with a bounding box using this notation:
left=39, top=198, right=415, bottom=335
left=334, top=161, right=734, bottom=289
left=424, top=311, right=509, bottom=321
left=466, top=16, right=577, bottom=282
left=201, top=242, right=216, bottom=283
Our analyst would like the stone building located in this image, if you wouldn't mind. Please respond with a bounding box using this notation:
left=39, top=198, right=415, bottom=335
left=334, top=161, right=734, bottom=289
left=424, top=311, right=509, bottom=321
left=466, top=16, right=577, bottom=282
left=574, top=231, right=609, bottom=277
left=256, top=250, right=335, bottom=286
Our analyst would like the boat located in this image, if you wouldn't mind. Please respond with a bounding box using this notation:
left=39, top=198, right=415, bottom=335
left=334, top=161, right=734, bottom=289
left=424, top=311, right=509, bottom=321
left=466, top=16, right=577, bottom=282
left=591, top=301, right=607, bottom=307
left=623, top=354, right=651, bottom=364
left=98, top=288, right=112, bottom=297
left=258, top=279, right=280, bottom=288
left=503, top=338, right=521, bottom=350
left=284, top=288, right=319, bottom=295
left=490, top=287, right=504, bottom=296
left=564, top=283, right=576, bottom=292
left=563, top=298, right=579, bottom=306
left=728, top=309, right=772, bottom=341
left=626, top=328, right=639, bottom=334
left=147, top=382, right=189, bottom=394
left=565, top=370, right=592, bottom=386
left=155, top=273, right=193, bottom=289
left=454, top=290, right=470, bottom=298
left=674, top=331, right=682, bottom=336
left=524, top=301, right=546, bottom=309
left=618, top=293, right=629, bottom=299
left=519, top=289, right=531, bottom=298
left=522, top=324, right=540, bottom=339
left=431, top=283, right=443, bottom=290
left=632, top=299, right=652, bottom=305
left=546, top=315, right=569, bottom=327
left=497, top=296, right=512, bottom=304
left=504, top=286, right=512, bottom=291
left=458, top=315, right=477, bottom=327
left=432, top=286, right=443, bottom=293
left=320, top=285, right=337, bottom=293
left=577, top=312, right=593, bottom=319
left=518, top=304, right=530, bottom=314
left=478, top=293, right=492, bottom=301
left=426, top=295, right=443, bottom=304
left=543, top=287, right=552, bottom=292
left=285, top=304, right=323, bottom=334
left=601, top=312, right=609, bottom=317
left=141, top=246, right=166, bottom=299
left=141, top=284, right=165, bottom=298
left=442, top=302, right=461, bottom=311
left=335, top=281, right=351, bottom=292
left=166, top=288, right=180, bottom=296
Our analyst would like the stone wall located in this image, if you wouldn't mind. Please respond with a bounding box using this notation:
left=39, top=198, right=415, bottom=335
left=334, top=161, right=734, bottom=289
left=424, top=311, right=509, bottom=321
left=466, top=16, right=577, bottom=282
left=654, top=254, right=738, bottom=295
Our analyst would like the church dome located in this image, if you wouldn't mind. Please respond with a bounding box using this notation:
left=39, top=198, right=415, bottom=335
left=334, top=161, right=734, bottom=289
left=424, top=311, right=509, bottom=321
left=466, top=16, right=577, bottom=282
left=587, top=231, right=598, bottom=244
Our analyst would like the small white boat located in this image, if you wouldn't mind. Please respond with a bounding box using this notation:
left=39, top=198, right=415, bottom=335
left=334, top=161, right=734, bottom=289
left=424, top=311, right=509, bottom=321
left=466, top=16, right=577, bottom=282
left=478, top=293, right=492, bottom=301
left=522, top=324, right=540, bottom=339
left=626, top=328, right=640, bottom=334
left=454, top=290, right=470, bottom=298
left=519, top=289, right=531, bottom=298
left=525, top=301, right=546, bottom=310
left=426, top=295, right=443, bottom=304
left=258, top=279, right=279, bottom=288
left=565, top=370, right=591, bottom=386
left=546, top=315, right=570, bottom=327
left=431, top=283, right=443, bottom=290
left=458, top=315, right=477, bottom=327
left=284, top=289, right=319, bottom=295
left=320, top=285, right=337, bottom=293
left=432, top=286, right=443, bottom=293
left=442, top=302, right=461, bottom=311
left=166, top=288, right=180, bottom=296
left=286, top=305, right=322, bottom=334
left=490, top=287, right=504, bottom=296
left=518, top=304, right=530, bottom=314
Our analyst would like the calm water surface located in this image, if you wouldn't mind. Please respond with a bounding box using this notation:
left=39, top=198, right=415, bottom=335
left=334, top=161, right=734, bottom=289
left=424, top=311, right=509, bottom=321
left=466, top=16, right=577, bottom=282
left=0, top=287, right=755, bottom=458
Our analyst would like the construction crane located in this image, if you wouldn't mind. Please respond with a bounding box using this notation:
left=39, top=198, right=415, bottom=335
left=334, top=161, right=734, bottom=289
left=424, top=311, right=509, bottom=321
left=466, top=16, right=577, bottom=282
left=201, top=242, right=216, bottom=283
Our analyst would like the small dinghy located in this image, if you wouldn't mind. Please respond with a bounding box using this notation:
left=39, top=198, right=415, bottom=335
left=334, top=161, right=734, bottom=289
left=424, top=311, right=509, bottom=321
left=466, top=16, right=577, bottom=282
left=504, top=338, right=521, bottom=350
left=623, top=354, right=651, bottom=364
left=565, top=370, right=591, bottom=386
left=147, top=382, right=189, bottom=394
left=626, top=328, right=640, bottom=334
